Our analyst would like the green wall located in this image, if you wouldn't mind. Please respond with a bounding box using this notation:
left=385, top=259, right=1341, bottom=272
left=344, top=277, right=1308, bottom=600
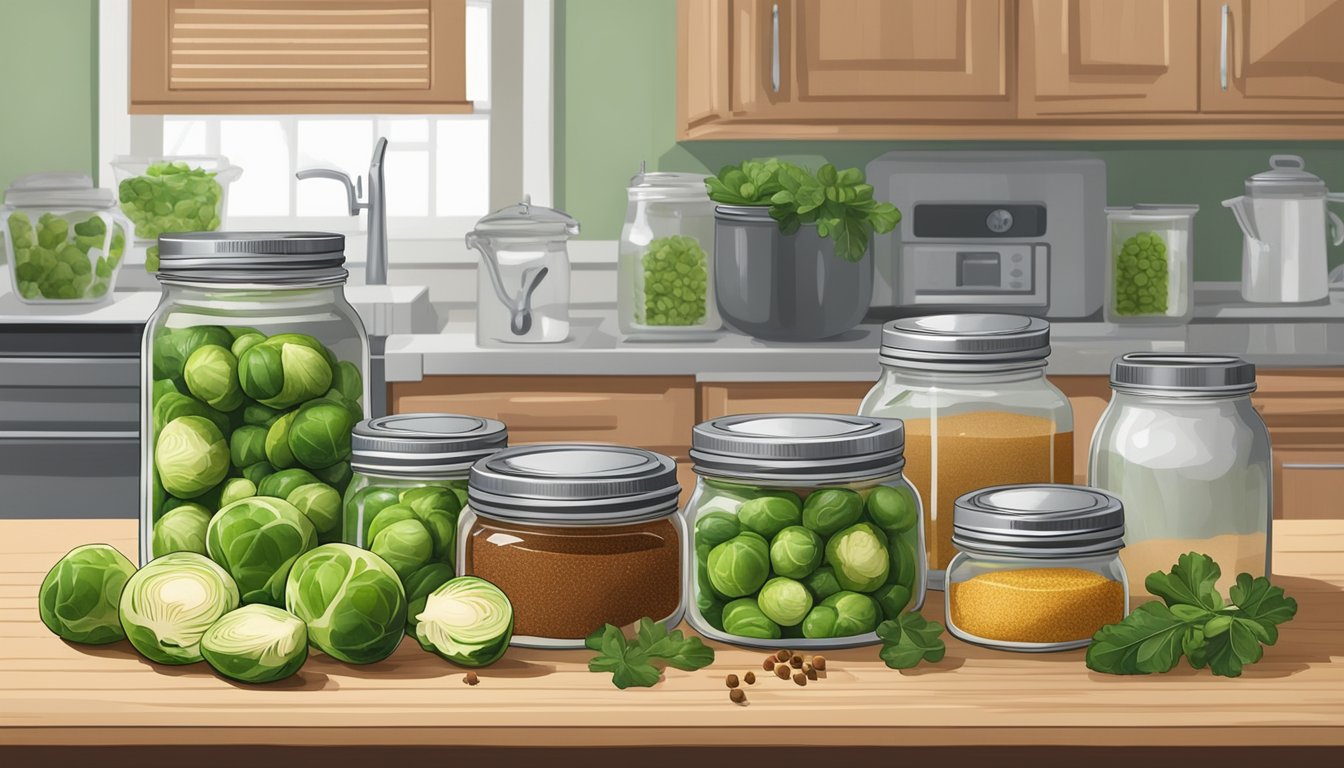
left=555, top=0, right=1344, bottom=281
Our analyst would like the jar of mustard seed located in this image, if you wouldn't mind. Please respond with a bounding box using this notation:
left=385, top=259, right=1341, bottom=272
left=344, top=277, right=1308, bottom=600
left=459, top=443, right=684, bottom=649
left=945, top=484, right=1128, bottom=652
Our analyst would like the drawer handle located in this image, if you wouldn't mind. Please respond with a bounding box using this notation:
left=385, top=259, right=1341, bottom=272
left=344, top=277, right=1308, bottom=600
left=1220, top=4, right=1230, bottom=91
left=771, top=4, right=781, bottom=93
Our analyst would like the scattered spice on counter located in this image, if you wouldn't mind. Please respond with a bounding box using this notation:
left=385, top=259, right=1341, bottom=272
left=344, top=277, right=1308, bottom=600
left=789, top=653, right=803, bottom=669
left=811, top=655, right=827, bottom=671
left=792, top=671, right=807, bottom=686
left=743, top=671, right=756, bottom=685
left=949, top=567, right=1124, bottom=644
left=761, top=656, right=776, bottom=671
left=774, top=663, right=790, bottom=680
left=729, top=688, right=747, bottom=704
left=774, top=649, right=790, bottom=663
left=464, top=672, right=479, bottom=686
left=725, top=673, right=739, bottom=689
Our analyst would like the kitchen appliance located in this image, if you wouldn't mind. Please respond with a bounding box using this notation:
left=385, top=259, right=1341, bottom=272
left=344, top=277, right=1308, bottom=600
left=1223, top=155, right=1343, bottom=305
left=868, top=152, right=1107, bottom=319
left=467, top=197, right=578, bottom=345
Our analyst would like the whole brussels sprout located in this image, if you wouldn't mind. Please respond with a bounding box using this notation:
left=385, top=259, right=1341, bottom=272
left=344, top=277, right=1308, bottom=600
left=120, top=552, right=240, bottom=664
left=313, top=460, right=352, bottom=492
left=769, top=525, right=822, bottom=579
left=206, top=497, right=318, bottom=606
left=820, top=590, right=881, bottom=637
left=285, top=543, right=406, bottom=665
left=229, top=425, right=268, bottom=468
left=415, top=576, right=514, bottom=667
left=38, top=544, right=136, bottom=645
left=331, top=360, right=363, bottom=403
left=399, top=486, right=459, bottom=515
left=242, top=461, right=276, bottom=485
left=802, top=565, right=843, bottom=601
left=737, top=495, right=802, bottom=539
left=152, top=378, right=181, bottom=404
left=802, top=488, right=864, bottom=537
left=201, top=604, right=308, bottom=684
left=287, top=400, right=353, bottom=470
left=402, top=562, right=456, bottom=642
left=152, top=325, right=233, bottom=382
left=219, top=477, right=257, bottom=508
left=238, top=333, right=334, bottom=409
left=230, top=332, right=267, bottom=359
left=866, top=485, right=919, bottom=533
left=890, top=535, right=918, bottom=591
left=287, top=482, right=342, bottom=542
left=721, top=597, right=781, bottom=640
left=371, top=518, right=433, bottom=579
left=184, top=344, right=243, bottom=411
left=694, top=511, right=741, bottom=549
left=242, top=402, right=282, bottom=427
left=367, top=504, right=418, bottom=542
left=697, top=586, right=725, bottom=630
left=265, top=411, right=298, bottom=469
left=257, top=467, right=319, bottom=500
left=348, top=486, right=402, bottom=542
left=825, top=522, right=890, bottom=593
left=706, top=532, right=770, bottom=598
left=155, top=415, right=230, bottom=499
left=153, top=391, right=229, bottom=435
left=152, top=504, right=212, bottom=555
left=875, top=583, right=912, bottom=620
left=801, top=605, right=840, bottom=639
left=756, top=577, right=813, bottom=627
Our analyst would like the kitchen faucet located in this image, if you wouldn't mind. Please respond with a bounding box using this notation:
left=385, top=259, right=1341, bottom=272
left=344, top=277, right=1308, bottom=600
left=296, top=137, right=389, bottom=285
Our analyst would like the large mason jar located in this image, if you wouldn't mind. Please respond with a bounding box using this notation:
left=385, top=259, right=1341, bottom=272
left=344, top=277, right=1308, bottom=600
left=859, top=314, right=1074, bottom=590
left=140, top=232, right=369, bottom=564
left=685, top=413, right=926, bottom=649
left=1089, top=353, right=1272, bottom=603
left=617, top=167, right=720, bottom=339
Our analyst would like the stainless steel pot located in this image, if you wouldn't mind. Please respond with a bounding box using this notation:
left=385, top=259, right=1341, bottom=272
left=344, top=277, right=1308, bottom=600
left=713, top=205, right=872, bottom=341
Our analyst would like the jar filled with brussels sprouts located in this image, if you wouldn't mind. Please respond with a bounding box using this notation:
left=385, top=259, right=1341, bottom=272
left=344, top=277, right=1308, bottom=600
left=685, top=414, right=926, bottom=649
left=140, top=232, right=369, bottom=566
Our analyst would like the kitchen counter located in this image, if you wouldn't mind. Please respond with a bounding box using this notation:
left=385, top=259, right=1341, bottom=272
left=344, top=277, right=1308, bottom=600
left=3, top=519, right=1342, bottom=762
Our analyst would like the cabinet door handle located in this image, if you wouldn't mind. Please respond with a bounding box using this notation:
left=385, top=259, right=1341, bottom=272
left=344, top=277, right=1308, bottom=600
left=1282, top=463, right=1344, bottom=470
left=1220, top=4, right=1230, bottom=90
left=771, top=4, right=781, bottom=93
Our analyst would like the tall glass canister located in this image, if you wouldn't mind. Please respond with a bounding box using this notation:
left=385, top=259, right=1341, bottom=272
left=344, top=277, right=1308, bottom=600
left=140, top=232, right=369, bottom=564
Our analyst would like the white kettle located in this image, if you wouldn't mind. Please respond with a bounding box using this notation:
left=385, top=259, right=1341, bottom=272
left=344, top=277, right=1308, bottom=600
left=1223, top=155, right=1344, bottom=304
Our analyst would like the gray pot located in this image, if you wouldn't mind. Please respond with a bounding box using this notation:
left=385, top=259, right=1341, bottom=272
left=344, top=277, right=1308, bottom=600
left=713, top=205, right=872, bottom=341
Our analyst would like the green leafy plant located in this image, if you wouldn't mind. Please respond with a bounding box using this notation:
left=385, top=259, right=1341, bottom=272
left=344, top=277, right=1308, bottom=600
left=586, top=618, right=715, bottom=689
left=705, top=159, right=901, bottom=262
left=1086, top=552, right=1297, bottom=677
left=876, top=610, right=947, bottom=669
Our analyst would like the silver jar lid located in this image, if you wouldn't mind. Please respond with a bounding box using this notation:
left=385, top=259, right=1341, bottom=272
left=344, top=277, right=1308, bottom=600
left=952, top=484, right=1125, bottom=558
left=691, top=413, right=905, bottom=483
left=1110, top=353, right=1257, bottom=396
left=468, top=444, right=680, bottom=524
left=156, top=231, right=347, bottom=284
left=351, top=414, right=508, bottom=477
left=880, top=314, right=1051, bottom=369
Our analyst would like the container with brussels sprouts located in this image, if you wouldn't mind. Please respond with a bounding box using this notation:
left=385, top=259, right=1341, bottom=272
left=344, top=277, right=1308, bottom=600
left=110, top=156, right=241, bottom=272
left=685, top=413, right=926, bottom=648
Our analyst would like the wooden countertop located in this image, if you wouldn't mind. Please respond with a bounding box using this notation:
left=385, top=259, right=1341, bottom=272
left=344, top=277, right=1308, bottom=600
left=2, top=519, right=1343, bottom=758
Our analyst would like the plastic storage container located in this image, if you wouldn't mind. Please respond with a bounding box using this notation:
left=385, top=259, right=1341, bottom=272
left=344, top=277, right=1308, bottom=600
left=2, top=173, right=130, bottom=304
left=684, top=413, right=926, bottom=649
left=946, top=484, right=1128, bottom=652
left=859, top=314, right=1074, bottom=590
left=466, top=198, right=577, bottom=345
left=111, top=155, right=242, bottom=271
left=1104, top=204, right=1198, bottom=324
left=1089, top=354, right=1271, bottom=604
left=140, top=232, right=369, bottom=564
left=344, top=413, right=508, bottom=572
left=459, top=443, right=684, bottom=649
left=618, top=167, right=720, bottom=339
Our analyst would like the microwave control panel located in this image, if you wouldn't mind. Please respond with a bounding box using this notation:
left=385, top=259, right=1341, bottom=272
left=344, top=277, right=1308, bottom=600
left=901, top=244, right=1050, bottom=306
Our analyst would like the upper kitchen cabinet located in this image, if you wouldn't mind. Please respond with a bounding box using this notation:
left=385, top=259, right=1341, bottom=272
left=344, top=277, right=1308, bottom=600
left=1201, top=0, right=1344, bottom=113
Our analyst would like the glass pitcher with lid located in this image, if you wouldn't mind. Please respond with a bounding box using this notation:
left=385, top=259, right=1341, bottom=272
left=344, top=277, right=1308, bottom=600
left=466, top=196, right=579, bottom=345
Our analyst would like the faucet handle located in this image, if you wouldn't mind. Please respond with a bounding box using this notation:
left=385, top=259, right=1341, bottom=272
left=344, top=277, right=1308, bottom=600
left=356, top=175, right=364, bottom=200
left=296, top=168, right=363, bottom=215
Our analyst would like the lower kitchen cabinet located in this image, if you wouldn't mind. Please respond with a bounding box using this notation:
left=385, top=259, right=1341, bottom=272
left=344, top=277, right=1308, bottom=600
left=698, top=380, right=873, bottom=420
left=1252, top=370, right=1344, bottom=519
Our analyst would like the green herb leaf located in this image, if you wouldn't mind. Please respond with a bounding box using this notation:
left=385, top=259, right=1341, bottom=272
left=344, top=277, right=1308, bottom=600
left=1086, top=601, right=1196, bottom=675
left=876, top=612, right=946, bottom=669
left=586, top=619, right=715, bottom=689
left=1146, top=552, right=1224, bottom=611
left=1227, top=573, right=1298, bottom=645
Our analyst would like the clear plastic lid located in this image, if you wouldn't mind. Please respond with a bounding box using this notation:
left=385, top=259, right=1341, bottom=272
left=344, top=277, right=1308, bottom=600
left=468, top=195, right=580, bottom=239
left=1105, top=204, right=1200, bottom=222
left=3, top=173, right=116, bottom=210
left=628, top=163, right=710, bottom=201
left=1243, top=155, right=1328, bottom=198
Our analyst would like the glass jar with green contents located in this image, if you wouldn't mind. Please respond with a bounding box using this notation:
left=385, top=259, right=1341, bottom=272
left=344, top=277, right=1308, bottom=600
left=685, top=414, right=926, bottom=649
left=618, top=166, right=721, bottom=339
left=1105, top=205, right=1198, bottom=324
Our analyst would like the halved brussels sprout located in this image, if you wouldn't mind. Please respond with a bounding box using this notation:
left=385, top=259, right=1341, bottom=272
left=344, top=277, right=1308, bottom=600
left=285, top=543, right=406, bottom=665
left=825, top=522, right=890, bottom=593
left=287, top=482, right=342, bottom=542
left=819, top=590, right=880, bottom=637
left=38, top=544, right=136, bottom=645
left=415, top=576, right=513, bottom=667
left=287, top=400, right=353, bottom=470
left=155, top=415, right=230, bottom=499
left=721, top=597, right=781, bottom=640
left=184, top=344, right=243, bottom=412
left=120, top=552, right=240, bottom=664
left=737, top=495, right=802, bottom=539
left=152, top=504, right=212, bottom=556
left=206, top=496, right=318, bottom=606
left=802, top=488, right=864, bottom=537
left=200, top=604, right=307, bottom=684
left=866, top=485, right=919, bottom=534
left=402, top=562, right=456, bottom=641
left=706, top=532, right=770, bottom=598
left=756, top=576, right=813, bottom=627
left=769, top=525, right=822, bottom=579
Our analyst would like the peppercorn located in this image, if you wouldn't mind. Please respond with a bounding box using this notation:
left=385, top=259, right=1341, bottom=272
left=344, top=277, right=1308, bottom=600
left=774, top=663, right=790, bottom=680
left=775, top=649, right=791, bottom=662
left=725, top=674, right=739, bottom=689
left=790, top=653, right=803, bottom=669
left=729, top=688, right=746, bottom=704
left=792, top=671, right=806, bottom=686
left=761, top=656, right=776, bottom=671
left=812, top=655, right=827, bottom=671
left=806, top=666, right=818, bottom=680
left=743, top=671, right=756, bottom=685
left=464, top=672, right=479, bottom=686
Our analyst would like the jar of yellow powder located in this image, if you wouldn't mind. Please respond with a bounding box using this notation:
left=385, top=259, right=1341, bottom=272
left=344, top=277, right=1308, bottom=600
left=945, top=484, right=1128, bottom=652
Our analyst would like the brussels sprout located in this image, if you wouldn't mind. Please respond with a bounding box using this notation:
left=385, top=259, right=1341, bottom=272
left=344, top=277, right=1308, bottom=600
left=287, top=401, right=353, bottom=470
left=706, top=532, right=770, bottom=598
left=183, top=344, right=243, bottom=411
left=120, top=552, right=240, bottom=664
left=769, top=525, right=822, bottom=579
left=38, top=544, right=136, bottom=645
left=206, top=497, right=318, bottom=606
left=230, top=332, right=266, bottom=359
left=367, top=503, right=418, bottom=542
left=875, top=583, right=912, bottom=620
left=825, top=522, right=890, bottom=593
left=265, top=411, right=298, bottom=469
left=321, top=388, right=365, bottom=425
left=155, top=415, right=230, bottom=499
left=331, top=360, right=363, bottom=403
left=201, top=604, right=308, bottom=684
left=802, top=565, right=843, bottom=601
left=153, top=391, right=228, bottom=435
left=371, top=518, right=433, bottom=579
left=802, top=488, right=864, bottom=536
left=219, top=478, right=256, bottom=507
left=152, top=326, right=233, bottom=381
left=866, top=485, right=918, bottom=533
left=152, top=378, right=181, bottom=404
left=721, top=597, right=781, bottom=640
left=242, top=461, right=276, bottom=485
left=348, top=486, right=402, bottom=542
left=225, top=425, right=264, bottom=468
left=694, top=511, right=741, bottom=549
left=287, top=482, right=342, bottom=542
left=285, top=543, right=406, bottom=665
left=890, top=535, right=918, bottom=591
left=399, top=486, right=459, bottom=515
left=402, top=562, right=456, bottom=642
left=819, top=590, right=881, bottom=637
left=415, top=576, right=514, bottom=667
left=737, top=495, right=802, bottom=539
left=313, top=460, right=352, bottom=492
left=242, top=402, right=282, bottom=427
left=256, top=467, right=318, bottom=500
left=238, top=334, right=334, bottom=409
left=697, top=587, right=725, bottom=630
left=152, top=504, right=212, bottom=555
left=801, top=605, right=840, bottom=639
left=756, top=577, right=813, bottom=627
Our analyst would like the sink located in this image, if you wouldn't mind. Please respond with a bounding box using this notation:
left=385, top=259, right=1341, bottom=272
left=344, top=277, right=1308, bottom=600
left=344, top=285, right=438, bottom=336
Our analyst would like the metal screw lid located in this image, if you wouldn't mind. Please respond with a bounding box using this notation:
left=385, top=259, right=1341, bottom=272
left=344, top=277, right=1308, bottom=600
left=351, top=413, right=508, bottom=477
left=952, top=484, right=1126, bottom=558
left=469, top=443, right=680, bottom=524
left=879, top=314, right=1052, bottom=369
left=1110, top=353, right=1257, bottom=396
left=156, top=231, right=348, bottom=285
left=691, top=413, right=905, bottom=483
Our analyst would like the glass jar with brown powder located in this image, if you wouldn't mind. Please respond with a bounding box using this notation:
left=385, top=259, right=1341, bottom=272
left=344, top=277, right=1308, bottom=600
left=859, top=315, right=1074, bottom=590
left=458, top=444, right=684, bottom=649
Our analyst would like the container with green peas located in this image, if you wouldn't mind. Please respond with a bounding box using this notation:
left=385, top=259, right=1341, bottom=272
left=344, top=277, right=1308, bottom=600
left=1104, top=205, right=1197, bottom=324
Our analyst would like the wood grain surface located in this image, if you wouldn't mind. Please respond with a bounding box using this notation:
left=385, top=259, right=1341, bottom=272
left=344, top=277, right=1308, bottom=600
left=2, top=519, right=1342, bottom=749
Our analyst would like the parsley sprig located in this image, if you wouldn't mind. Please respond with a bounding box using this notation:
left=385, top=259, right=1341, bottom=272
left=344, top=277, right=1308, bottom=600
left=586, top=618, right=715, bottom=689
left=876, top=611, right=946, bottom=669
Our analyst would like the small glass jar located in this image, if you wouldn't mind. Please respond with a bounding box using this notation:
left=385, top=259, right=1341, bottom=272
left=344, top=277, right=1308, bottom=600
left=618, top=167, right=720, bottom=339
left=685, top=414, right=926, bottom=649
left=140, top=232, right=369, bottom=564
left=343, top=414, right=508, bottom=569
left=946, top=485, right=1129, bottom=652
left=1104, top=205, right=1198, bottom=325
left=459, top=444, right=685, bottom=649
left=1089, top=354, right=1271, bottom=604
left=859, top=315, right=1074, bottom=589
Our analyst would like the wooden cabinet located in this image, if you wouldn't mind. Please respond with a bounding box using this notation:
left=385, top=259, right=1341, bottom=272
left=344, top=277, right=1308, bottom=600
left=1200, top=0, right=1344, bottom=113
left=1253, top=370, right=1344, bottom=519
left=699, top=380, right=872, bottom=420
